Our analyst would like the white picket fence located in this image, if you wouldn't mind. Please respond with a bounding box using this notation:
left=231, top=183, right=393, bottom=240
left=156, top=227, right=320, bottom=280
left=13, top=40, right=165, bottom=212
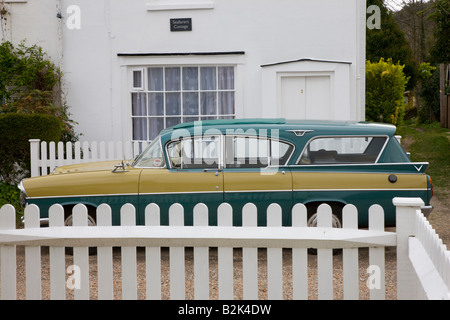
left=29, top=139, right=150, bottom=177
left=0, top=198, right=449, bottom=300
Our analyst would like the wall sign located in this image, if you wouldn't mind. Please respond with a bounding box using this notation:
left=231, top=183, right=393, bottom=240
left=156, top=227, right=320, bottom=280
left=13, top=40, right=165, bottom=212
left=170, top=18, right=192, bottom=32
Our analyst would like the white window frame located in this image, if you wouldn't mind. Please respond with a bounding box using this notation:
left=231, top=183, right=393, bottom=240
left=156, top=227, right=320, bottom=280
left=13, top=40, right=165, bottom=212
left=131, top=68, right=145, bottom=91
left=130, top=65, right=236, bottom=141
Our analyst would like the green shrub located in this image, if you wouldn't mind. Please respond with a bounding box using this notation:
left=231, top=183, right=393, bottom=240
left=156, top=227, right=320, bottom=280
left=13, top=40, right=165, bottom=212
left=0, top=113, right=62, bottom=183
left=366, top=58, right=408, bottom=125
left=0, top=181, right=21, bottom=209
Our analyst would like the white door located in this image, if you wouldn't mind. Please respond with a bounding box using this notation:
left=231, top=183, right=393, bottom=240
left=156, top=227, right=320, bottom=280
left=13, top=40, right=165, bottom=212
left=280, top=75, right=331, bottom=120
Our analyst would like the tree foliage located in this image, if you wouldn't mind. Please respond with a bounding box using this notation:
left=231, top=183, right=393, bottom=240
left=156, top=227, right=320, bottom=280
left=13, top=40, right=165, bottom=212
left=366, top=58, right=409, bottom=125
left=429, top=0, right=450, bottom=63
left=366, top=0, right=419, bottom=90
left=0, top=113, right=62, bottom=184
left=0, top=41, right=78, bottom=142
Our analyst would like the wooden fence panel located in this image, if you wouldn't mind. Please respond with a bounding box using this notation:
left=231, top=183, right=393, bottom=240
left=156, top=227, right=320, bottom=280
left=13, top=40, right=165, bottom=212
left=145, top=203, right=162, bottom=300
left=317, top=204, right=333, bottom=300
left=291, top=203, right=308, bottom=300
left=1, top=199, right=449, bottom=300
left=0, top=204, right=16, bottom=300
left=193, top=203, right=209, bottom=300
left=73, top=204, right=90, bottom=300
left=49, top=204, right=65, bottom=300
left=24, top=205, right=41, bottom=300
left=29, top=140, right=150, bottom=177
left=97, top=204, right=113, bottom=300
left=242, top=203, right=258, bottom=300
left=217, top=203, right=233, bottom=300
left=342, top=204, right=359, bottom=300
left=369, top=204, right=386, bottom=300
left=169, top=203, right=185, bottom=300
left=267, top=203, right=283, bottom=300
left=121, top=204, right=137, bottom=300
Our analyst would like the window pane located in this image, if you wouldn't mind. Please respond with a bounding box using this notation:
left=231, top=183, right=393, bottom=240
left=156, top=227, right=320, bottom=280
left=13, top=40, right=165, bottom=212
left=148, top=93, right=164, bottom=116
left=200, top=67, right=216, bottom=90
left=148, top=68, right=163, bottom=91
left=133, top=118, right=147, bottom=141
left=181, top=136, right=219, bottom=169
left=218, top=66, right=234, bottom=90
left=298, top=136, right=387, bottom=165
left=166, top=117, right=181, bottom=128
left=183, top=116, right=199, bottom=123
left=148, top=117, right=164, bottom=140
left=165, top=67, right=181, bottom=91
left=201, top=116, right=217, bottom=121
left=134, top=137, right=165, bottom=167
left=271, top=140, right=294, bottom=166
left=182, top=67, right=198, bottom=90
left=225, top=136, right=269, bottom=168
left=166, top=92, right=181, bottom=115
left=167, top=140, right=182, bottom=168
left=132, top=93, right=147, bottom=116
left=133, top=70, right=142, bottom=89
left=201, top=92, right=217, bottom=115
left=183, top=92, right=199, bottom=115
left=219, top=91, right=234, bottom=115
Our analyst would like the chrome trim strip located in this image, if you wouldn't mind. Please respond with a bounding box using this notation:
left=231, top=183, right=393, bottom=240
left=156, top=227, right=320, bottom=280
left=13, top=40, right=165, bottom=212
left=27, top=187, right=428, bottom=201
left=288, top=161, right=429, bottom=169
left=224, top=189, right=292, bottom=193
left=293, top=188, right=428, bottom=192
left=286, top=130, right=314, bottom=137
left=27, top=193, right=139, bottom=200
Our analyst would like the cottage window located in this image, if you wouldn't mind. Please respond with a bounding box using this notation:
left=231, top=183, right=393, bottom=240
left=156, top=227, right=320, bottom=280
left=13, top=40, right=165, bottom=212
left=131, top=66, right=235, bottom=141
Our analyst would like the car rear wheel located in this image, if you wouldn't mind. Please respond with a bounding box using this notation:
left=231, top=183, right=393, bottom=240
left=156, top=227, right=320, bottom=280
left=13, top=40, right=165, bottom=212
left=64, top=206, right=97, bottom=255
left=306, top=203, right=343, bottom=255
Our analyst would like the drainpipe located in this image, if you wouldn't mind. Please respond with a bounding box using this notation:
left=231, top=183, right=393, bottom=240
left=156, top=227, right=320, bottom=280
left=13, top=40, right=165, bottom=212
left=56, top=0, right=65, bottom=107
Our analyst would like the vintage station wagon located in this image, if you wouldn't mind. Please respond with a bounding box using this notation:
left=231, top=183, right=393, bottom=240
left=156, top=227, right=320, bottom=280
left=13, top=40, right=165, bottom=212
left=19, top=119, right=433, bottom=228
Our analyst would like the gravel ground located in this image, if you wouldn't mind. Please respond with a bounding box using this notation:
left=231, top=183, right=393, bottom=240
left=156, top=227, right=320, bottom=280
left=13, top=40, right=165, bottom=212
left=11, top=190, right=449, bottom=301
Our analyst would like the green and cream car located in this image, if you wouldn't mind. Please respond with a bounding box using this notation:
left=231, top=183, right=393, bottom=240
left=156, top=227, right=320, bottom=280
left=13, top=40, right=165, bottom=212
left=19, top=119, right=433, bottom=227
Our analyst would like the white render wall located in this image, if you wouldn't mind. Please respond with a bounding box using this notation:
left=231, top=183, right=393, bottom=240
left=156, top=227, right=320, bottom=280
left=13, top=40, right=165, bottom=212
left=5, top=0, right=366, bottom=142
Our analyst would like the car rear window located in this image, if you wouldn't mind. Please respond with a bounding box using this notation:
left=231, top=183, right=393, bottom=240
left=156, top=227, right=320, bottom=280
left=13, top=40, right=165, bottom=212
left=297, top=136, right=387, bottom=165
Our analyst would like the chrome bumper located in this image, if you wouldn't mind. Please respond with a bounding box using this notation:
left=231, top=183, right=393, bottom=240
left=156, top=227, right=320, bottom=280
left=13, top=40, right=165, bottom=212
left=21, top=216, right=50, bottom=226
left=421, top=205, right=434, bottom=217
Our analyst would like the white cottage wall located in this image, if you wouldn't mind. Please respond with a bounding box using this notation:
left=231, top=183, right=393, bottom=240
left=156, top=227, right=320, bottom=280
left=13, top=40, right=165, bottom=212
left=6, top=0, right=366, bottom=142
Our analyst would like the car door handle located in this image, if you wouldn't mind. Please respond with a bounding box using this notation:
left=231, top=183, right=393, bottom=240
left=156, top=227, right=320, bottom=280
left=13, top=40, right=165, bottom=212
left=203, top=169, right=222, bottom=175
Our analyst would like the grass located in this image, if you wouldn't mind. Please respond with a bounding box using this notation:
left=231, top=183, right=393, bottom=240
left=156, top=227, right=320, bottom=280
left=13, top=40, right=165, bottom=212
left=396, top=121, right=450, bottom=193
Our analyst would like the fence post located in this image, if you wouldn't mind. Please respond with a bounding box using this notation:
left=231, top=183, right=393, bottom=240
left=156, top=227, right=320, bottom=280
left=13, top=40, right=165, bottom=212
left=29, top=139, right=41, bottom=177
left=393, top=197, right=424, bottom=300
left=0, top=204, right=17, bottom=300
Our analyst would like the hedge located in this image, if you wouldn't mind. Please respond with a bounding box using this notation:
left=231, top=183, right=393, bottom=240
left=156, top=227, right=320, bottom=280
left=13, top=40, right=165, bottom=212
left=0, top=113, right=62, bottom=183
left=366, top=58, right=408, bottom=125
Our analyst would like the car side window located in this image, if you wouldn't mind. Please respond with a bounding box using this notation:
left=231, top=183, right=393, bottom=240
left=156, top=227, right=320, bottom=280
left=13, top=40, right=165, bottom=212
left=133, top=138, right=165, bottom=168
left=298, top=136, right=387, bottom=165
left=225, top=136, right=293, bottom=168
left=167, top=136, right=220, bottom=169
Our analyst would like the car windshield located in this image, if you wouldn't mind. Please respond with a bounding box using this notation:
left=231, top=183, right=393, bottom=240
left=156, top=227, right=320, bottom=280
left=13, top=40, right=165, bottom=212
left=132, top=137, right=166, bottom=168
